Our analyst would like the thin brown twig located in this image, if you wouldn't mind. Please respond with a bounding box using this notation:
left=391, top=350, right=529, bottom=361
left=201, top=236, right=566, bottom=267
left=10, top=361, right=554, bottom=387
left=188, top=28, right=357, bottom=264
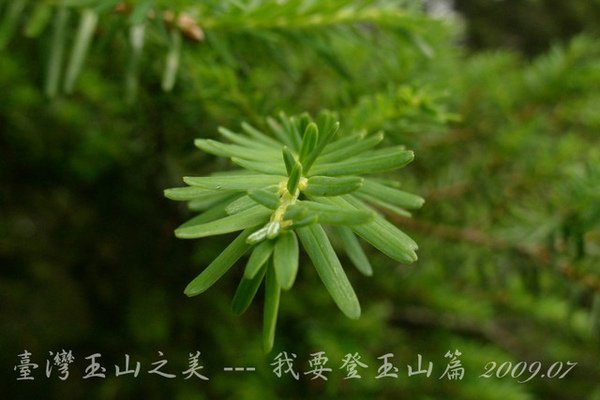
left=391, top=214, right=600, bottom=292
left=391, top=306, right=527, bottom=356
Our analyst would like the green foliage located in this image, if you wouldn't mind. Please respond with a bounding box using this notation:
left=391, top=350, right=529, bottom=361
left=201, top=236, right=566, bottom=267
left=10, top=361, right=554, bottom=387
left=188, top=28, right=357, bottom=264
left=166, top=111, right=421, bottom=351
left=0, top=0, right=438, bottom=105
left=2, top=0, right=600, bottom=399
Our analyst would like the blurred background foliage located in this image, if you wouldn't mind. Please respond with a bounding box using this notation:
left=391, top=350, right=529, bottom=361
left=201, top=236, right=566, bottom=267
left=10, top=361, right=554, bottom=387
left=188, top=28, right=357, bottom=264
left=452, top=0, right=600, bottom=56
left=1, top=0, right=599, bottom=398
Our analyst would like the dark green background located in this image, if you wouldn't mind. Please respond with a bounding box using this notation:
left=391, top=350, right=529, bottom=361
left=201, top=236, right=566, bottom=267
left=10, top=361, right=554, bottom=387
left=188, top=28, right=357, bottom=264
left=1, top=1, right=599, bottom=398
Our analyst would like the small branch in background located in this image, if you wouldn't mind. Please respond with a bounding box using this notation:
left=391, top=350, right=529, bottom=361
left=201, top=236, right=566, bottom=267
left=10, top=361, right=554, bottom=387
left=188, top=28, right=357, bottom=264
left=392, top=214, right=600, bottom=293
left=423, top=181, right=472, bottom=202
left=391, top=306, right=524, bottom=355
left=420, top=127, right=473, bottom=148
left=394, top=214, right=509, bottom=250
